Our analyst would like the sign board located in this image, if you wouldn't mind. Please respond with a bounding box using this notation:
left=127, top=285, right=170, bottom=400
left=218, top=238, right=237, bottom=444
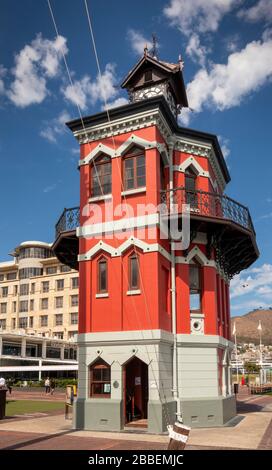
left=135, top=376, right=141, bottom=386
left=66, top=385, right=74, bottom=405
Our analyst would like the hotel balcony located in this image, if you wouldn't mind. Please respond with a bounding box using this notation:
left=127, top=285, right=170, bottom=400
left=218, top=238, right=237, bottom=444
left=53, top=188, right=258, bottom=277
left=161, top=187, right=259, bottom=277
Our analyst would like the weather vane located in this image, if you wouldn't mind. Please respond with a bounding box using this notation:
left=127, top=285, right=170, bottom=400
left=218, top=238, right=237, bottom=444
left=151, top=33, right=158, bottom=58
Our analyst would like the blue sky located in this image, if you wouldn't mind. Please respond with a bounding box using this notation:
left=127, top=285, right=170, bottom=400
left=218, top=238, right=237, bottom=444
left=0, top=0, right=272, bottom=316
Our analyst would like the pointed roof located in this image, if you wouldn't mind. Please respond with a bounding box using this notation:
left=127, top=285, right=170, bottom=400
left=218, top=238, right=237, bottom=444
left=121, top=52, right=188, bottom=107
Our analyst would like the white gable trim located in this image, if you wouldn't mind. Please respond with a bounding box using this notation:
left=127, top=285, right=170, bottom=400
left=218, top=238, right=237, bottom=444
left=173, top=157, right=218, bottom=192
left=117, top=134, right=156, bottom=155
left=80, top=143, right=115, bottom=166
left=175, top=246, right=216, bottom=268
left=174, top=156, right=209, bottom=177
left=79, top=134, right=169, bottom=167
left=78, top=237, right=171, bottom=262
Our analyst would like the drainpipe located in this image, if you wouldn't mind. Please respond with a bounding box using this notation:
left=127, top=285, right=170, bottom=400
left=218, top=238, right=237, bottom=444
left=168, top=137, right=182, bottom=423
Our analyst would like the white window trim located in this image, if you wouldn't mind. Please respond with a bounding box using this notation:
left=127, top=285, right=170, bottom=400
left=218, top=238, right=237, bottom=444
left=127, top=289, right=141, bottom=296
left=88, top=194, right=112, bottom=203
left=96, top=293, right=109, bottom=298
left=121, top=187, right=146, bottom=197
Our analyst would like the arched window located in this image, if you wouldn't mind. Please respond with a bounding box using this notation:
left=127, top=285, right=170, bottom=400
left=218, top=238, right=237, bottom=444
left=189, top=261, right=202, bottom=312
left=185, top=167, right=197, bottom=208
left=90, top=359, right=111, bottom=398
left=90, top=154, right=112, bottom=197
left=129, top=253, right=139, bottom=290
left=123, top=146, right=146, bottom=191
left=98, top=257, right=108, bottom=293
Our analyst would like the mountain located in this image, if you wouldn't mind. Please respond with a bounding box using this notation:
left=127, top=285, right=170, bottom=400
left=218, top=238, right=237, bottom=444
left=231, top=309, right=272, bottom=345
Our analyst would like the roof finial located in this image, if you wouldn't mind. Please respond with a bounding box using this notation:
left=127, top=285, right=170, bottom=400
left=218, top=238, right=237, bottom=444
left=178, top=53, right=184, bottom=70
left=151, top=33, right=158, bottom=59
left=144, top=44, right=148, bottom=57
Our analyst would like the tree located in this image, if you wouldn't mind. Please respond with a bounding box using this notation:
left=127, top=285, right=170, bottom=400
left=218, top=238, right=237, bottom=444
left=244, top=362, right=260, bottom=374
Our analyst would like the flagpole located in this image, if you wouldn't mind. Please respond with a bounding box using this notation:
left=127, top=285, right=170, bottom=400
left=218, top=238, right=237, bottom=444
left=233, top=322, right=239, bottom=384
left=259, top=321, right=263, bottom=385
left=235, top=329, right=239, bottom=384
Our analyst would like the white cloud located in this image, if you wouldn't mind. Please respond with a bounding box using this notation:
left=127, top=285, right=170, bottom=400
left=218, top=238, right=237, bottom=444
left=40, top=110, right=71, bottom=143
left=238, top=0, right=272, bottom=23
left=62, top=75, right=90, bottom=110
left=103, top=97, right=128, bottom=110
left=62, top=63, right=119, bottom=111
left=180, top=38, right=272, bottom=123
left=259, top=211, right=272, bottom=219
left=127, top=29, right=153, bottom=55
left=218, top=135, right=231, bottom=159
left=164, top=0, right=238, bottom=35
left=0, top=66, right=6, bottom=95
left=8, top=34, right=67, bottom=107
left=43, top=184, right=57, bottom=193
left=185, top=34, right=210, bottom=67
left=231, top=264, right=272, bottom=299
left=231, top=299, right=272, bottom=311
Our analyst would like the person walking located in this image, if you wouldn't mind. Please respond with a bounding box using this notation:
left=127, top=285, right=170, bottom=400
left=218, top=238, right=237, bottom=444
left=0, top=376, right=6, bottom=389
left=6, top=378, right=12, bottom=395
left=45, top=377, right=50, bottom=394
left=50, top=378, right=55, bottom=395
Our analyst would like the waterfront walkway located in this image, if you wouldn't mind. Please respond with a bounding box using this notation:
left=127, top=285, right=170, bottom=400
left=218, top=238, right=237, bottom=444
left=0, top=387, right=271, bottom=450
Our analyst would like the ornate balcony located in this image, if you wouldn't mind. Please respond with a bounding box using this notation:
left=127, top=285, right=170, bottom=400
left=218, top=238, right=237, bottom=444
left=53, top=189, right=258, bottom=277
left=161, top=187, right=259, bottom=277
left=52, top=207, right=80, bottom=270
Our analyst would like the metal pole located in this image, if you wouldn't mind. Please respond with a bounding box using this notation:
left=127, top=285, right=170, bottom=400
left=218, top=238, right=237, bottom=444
left=168, top=138, right=181, bottom=422
left=235, top=331, right=239, bottom=384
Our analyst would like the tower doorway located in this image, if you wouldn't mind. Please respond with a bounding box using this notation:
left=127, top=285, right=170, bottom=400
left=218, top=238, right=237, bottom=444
left=123, top=357, right=148, bottom=428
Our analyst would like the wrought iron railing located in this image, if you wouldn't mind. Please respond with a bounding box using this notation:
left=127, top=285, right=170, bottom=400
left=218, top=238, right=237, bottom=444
left=160, top=188, right=255, bottom=233
left=55, top=207, right=80, bottom=238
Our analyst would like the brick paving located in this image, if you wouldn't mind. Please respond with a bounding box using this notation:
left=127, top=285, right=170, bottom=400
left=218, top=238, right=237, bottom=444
left=0, top=389, right=272, bottom=450
left=6, top=388, right=65, bottom=402
left=258, top=418, right=272, bottom=450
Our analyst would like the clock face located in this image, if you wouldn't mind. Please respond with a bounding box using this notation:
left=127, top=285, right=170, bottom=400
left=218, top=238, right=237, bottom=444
left=136, top=86, right=162, bottom=100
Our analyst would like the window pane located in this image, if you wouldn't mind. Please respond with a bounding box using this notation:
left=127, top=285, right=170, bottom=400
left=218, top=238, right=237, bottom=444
left=125, top=167, right=134, bottom=179
left=125, top=159, right=134, bottom=168
left=130, top=257, right=139, bottom=289
left=137, top=176, right=146, bottom=187
left=190, top=293, right=201, bottom=312
left=137, top=165, right=145, bottom=177
left=93, top=368, right=103, bottom=381
left=92, top=383, right=103, bottom=394
left=102, top=368, right=110, bottom=381
left=189, top=265, right=200, bottom=290
left=98, top=260, right=107, bottom=292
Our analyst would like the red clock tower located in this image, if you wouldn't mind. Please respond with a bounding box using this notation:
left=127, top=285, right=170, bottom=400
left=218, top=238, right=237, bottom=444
left=53, top=50, right=258, bottom=432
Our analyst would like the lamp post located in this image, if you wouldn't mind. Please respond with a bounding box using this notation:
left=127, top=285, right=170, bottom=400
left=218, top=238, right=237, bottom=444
left=257, top=321, right=263, bottom=386
left=233, top=322, right=239, bottom=385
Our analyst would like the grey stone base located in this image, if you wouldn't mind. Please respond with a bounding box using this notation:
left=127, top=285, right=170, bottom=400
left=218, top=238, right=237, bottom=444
left=73, top=398, right=123, bottom=431
left=148, top=400, right=176, bottom=433
left=180, top=395, right=237, bottom=428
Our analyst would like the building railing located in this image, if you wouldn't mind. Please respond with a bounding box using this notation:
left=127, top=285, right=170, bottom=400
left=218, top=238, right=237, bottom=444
left=55, top=190, right=255, bottom=238
left=55, top=207, right=80, bottom=239
left=160, top=187, right=255, bottom=234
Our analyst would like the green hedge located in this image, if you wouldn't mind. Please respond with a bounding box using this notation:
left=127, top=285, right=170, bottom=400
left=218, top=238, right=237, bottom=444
left=13, top=378, right=78, bottom=389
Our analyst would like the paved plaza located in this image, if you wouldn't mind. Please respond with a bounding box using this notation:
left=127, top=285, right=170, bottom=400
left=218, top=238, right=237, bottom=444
left=0, top=387, right=271, bottom=450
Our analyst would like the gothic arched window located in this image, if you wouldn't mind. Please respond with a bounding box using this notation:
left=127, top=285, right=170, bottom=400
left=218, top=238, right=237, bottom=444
left=129, top=253, right=139, bottom=290
left=123, top=146, right=146, bottom=191
left=90, top=154, right=112, bottom=197
left=185, top=166, right=198, bottom=208
left=189, top=261, right=202, bottom=312
left=89, top=359, right=111, bottom=398
left=97, top=256, right=108, bottom=293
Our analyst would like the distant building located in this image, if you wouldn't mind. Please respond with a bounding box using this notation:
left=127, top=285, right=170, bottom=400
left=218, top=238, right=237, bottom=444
left=0, top=241, right=79, bottom=379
